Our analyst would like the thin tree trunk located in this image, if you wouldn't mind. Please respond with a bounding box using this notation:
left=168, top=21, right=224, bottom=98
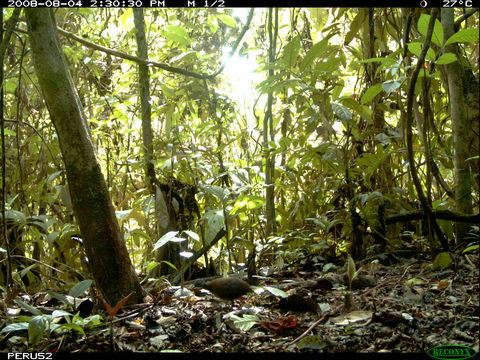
left=264, top=8, right=278, bottom=237
left=25, top=9, right=142, bottom=305
left=441, top=9, right=474, bottom=242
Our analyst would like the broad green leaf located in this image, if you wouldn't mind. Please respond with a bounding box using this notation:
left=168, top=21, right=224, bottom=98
left=58, top=322, right=85, bottom=336
left=28, top=315, right=48, bottom=345
left=407, top=42, right=436, bottom=61
left=347, top=255, right=356, bottom=284
left=161, top=261, right=177, bottom=271
left=332, top=102, right=352, bottom=121
left=153, top=231, right=180, bottom=250
left=297, top=335, right=328, bottom=350
left=299, top=39, right=328, bottom=71
left=160, top=84, right=175, bottom=99
left=344, top=10, right=365, bottom=46
left=1, top=322, right=29, bottom=333
left=282, top=36, right=301, bottom=68
left=204, top=209, right=225, bottom=244
left=444, top=28, right=479, bottom=46
left=119, top=9, right=133, bottom=29
left=418, top=14, right=443, bottom=47
left=201, top=184, right=227, bottom=200
left=340, top=98, right=372, bottom=120
left=115, top=209, right=132, bottom=223
left=4, top=78, right=17, bottom=93
left=52, top=310, right=73, bottom=319
left=1, top=209, right=26, bottom=223
left=263, top=286, right=288, bottom=298
left=463, top=244, right=479, bottom=253
left=2, top=128, right=15, bottom=136
left=145, top=261, right=159, bottom=272
left=46, top=290, right=71, bottom=305
left=382, top=80, right=401, bottom=95
left=361, top=83, right=383, bottom=104
left=432, top=252, right=453, bottom=270
left=435, top=52, right=457, bottom=65
left=14, top=299, right=42, bottom=316
left=47, top=170, right=62, bottom=182
left=69, top=279, right=93, bottom=298
left=217, top=14, right=237, bottom=28
left=314, top=57, right=341, bottom=73
left=229, top=314, right=259, bottom=331
left=183, top=230, right=199, bottom=241
left=405, top=278, right=425, bottom=285
left=163, top=27, right=191, bottom=47
left=231, top=195, right=264, bottom=215
left=165, top=25, right=189, bottom=39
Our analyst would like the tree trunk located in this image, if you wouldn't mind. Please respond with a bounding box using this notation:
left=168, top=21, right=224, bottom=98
left=441, top=9, right=474, bottom=242
left=25, top=9, right=143, bottom=305
left=264, top=8, right=278, bottom=237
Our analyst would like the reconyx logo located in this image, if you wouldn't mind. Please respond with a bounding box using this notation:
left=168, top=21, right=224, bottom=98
left=427, top=345, right=477, bottom=360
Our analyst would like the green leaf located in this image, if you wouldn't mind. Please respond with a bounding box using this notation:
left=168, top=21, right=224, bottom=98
left=145, top=261, right=159, bottom=272
left=299, top=39, right=328, bottom=71
left=382, top=80, right=401, bottom=95
left=52, top=310, right=73, bottom=319
left=281, top=36, right=301, bottom=68
left=463, top=244, right=479, bottom=253
left=183, top=230, right=199, bottom=241
left=407, top=42, right=436, bottom=61
left=14, top=299, right=43, bottom=316
left=68, top=279, right=93, bottom=298
left=361, top=83, right=383, bottom=105
left=28, top=315, right=49, bottom=345
left=58, top=322, right=85, bottom=336
left=332, top=102, right=352, bottom=121
left=444, top=28, right=479, bottom=46
left=115, top=209, right=132, bottom=224
left=1, top=209, right=26, bottom=223
left=435, top=52, right=457, bottom=65
left=263, top=286, right=288, bottom=298
left=231, top=195, right=264, bottom=215
left=3, top=128, right=15, bottom=136
left=153, top=231, right=180, bottom=250
left=217, top=14, right=237, bottom=28
left=229, top=314, right=259, bottom=331
left=418, top=14, right=443, bottom=47
left=119, top=9, right=133, bottom=29
left=344, top=10, right=365, bottom=46
left=340, top=98, right=372, bottom=120
left=163, top=25, right=191, bottom=47
left=404, top=278, right=424, bottom=285
left=201, top=184, right=227, bottom=201
left=4, top=78, right=17, bottom=94
left=46, top=290, right=71, bottom=305
left=1, top=322, right=29, bottom=333
left=432, top=252, right=453, bottom=270
left=297, top=335, right=328, bottom=350
left=347, top=255, right=356, bottom=284
left=165, top=25, right=189, bottom=39
left=204, top=209, right=225, bottom=244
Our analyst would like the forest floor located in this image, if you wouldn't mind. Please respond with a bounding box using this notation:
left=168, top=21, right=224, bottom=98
left=1, top=251, right=478, bottom=354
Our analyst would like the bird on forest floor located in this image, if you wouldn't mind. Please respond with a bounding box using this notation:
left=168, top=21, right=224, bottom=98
left=194, top=277, right=253, bottom=306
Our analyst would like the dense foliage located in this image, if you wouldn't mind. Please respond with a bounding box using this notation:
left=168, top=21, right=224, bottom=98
left=1, top=8, right=478, bottom=290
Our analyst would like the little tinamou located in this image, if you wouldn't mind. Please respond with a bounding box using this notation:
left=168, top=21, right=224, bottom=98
left=195, top=277, right=252, bottom=302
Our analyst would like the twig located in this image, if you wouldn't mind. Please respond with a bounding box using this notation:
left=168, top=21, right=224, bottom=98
left=288, top=304, right=342, bottom=346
